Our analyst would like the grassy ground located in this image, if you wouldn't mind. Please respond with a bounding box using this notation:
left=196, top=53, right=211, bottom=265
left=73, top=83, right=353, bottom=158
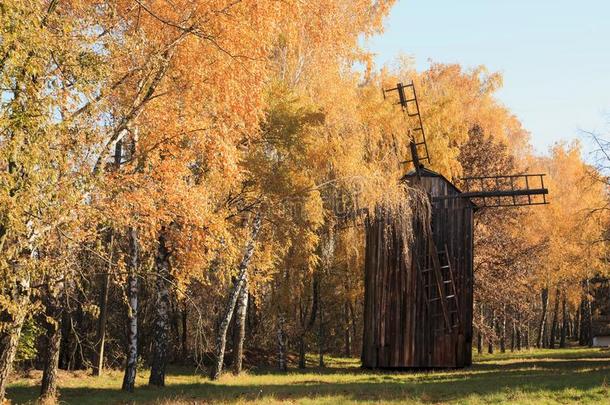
left=6, top=346, right=610, bottom=404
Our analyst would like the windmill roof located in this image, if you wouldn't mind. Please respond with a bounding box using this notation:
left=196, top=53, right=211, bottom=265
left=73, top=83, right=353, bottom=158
left=402, top=166, right=465, bottom=195
left=401, top=166, right=478, bottom=209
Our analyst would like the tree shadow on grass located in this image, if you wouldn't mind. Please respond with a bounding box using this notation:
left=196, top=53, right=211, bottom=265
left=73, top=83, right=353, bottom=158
left=7, top=352, right=610, bottom=404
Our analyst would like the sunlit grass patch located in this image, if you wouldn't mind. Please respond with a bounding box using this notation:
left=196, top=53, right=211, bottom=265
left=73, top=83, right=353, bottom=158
left=6, top=346, right=610, bottom=404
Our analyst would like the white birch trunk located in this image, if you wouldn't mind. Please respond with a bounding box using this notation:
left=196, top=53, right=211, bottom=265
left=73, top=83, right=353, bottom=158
left=149, top=233, right=171, bottom=386
left=122, top=228, right=139, bottom=392
left=210, top=212, right=262, bottom=380
left=232, top=277, right=248, bottom=375
left=277, top=313, right=287, bottom=371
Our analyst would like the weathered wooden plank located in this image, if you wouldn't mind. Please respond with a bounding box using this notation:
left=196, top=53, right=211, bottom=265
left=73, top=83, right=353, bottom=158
left=363, top=170, right=474, bottom=369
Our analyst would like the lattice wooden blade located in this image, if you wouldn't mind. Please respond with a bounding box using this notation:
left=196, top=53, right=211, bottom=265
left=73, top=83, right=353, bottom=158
left=434, top=174, right=549, bottom=208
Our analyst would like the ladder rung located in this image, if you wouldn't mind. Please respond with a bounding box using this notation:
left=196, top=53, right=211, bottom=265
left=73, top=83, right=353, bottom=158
left=430, top=297, right=454, bottom=303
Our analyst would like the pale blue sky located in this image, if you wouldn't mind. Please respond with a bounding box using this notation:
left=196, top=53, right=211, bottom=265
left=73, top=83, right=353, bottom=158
left=365, top=0, right=610, bottom=155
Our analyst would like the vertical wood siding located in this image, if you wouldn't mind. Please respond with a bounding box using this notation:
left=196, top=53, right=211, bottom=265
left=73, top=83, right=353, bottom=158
left=362, top=172, right=474, bottom=368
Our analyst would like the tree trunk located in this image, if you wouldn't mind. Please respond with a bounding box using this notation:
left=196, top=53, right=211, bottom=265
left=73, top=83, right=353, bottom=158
left=93, top=148, right=119, bottom=376
left=298, top=336, right=306, bottom=368
left=573, top=307, right=580, bottom=340
left=499, top=310, right=506, bottom=353
left=72, top=305, right=85, bottom=370
left=122, top=228, right=139, bottom=392
left=210, top=212, right=262, bottom=380
left=277, top=314, right=287, bottom=372
left=316, top=228, right=334, bottom=369
left=536, top=288, right=549, bottom=348
left=0, top=278, right=30, bottom=402
left=232, top=277, right=248, bottom=375
left=92, top=269, right=110, bottom=376
left=560, top=294, right=568, bottom=348
left=510, top=320, right=516, bottom=352
left=477, top=304, right=483, bottom=355
left=58, top=307, right=72, bottom=370
left=487, top=310, right=495, bottom=354
left=298, top=276, right=318, bottom=369
left=578, top=297, right=586, bottom=346
left=585, top=280, right=593, bottom=347
left=344, top=301, right=351, bottom=357
left=579, top=280, right=593, bottom=347
left=317, top=283, right=325, bottom=368
left=181, top=303, right=188, bottom=362
left=170, top=302, right=180, bottom=360
left=549, top=289, right=560, bottom=349
left=40, top=288, right=62, bottom=400
left=247, top=293, right=258, bottom=337
left=149, top=233, right=172, bottom=387
left=349, top=302, right=357, bottom=356
left=516, top=314, right=522, bottom=351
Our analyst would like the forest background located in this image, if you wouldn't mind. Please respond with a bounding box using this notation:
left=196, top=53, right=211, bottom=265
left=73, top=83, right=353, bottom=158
left=0, top=1, right=608, bottom=402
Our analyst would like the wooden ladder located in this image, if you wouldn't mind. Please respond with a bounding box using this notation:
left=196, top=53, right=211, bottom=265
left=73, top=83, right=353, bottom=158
left=382, top=81, right=431, bottom=165
left=420, top=243, right=461, bottom=334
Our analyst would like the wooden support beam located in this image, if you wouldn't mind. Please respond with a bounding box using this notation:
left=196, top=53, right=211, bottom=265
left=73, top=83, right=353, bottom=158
left=433, top=188, right=548, bottom=200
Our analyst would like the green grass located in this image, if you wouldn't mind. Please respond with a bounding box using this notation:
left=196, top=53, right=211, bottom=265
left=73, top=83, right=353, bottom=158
left=6, top=346, right=610, bottom=404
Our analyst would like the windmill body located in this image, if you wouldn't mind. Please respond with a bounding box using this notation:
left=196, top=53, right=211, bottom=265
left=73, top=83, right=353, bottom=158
left=363, top=168, right=475, bottom=368
left=361, top=83, right=548, bottom=369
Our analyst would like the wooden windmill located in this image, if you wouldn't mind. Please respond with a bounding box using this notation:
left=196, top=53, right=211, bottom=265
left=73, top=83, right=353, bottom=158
left=362, top=82, right=548, bottom=369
